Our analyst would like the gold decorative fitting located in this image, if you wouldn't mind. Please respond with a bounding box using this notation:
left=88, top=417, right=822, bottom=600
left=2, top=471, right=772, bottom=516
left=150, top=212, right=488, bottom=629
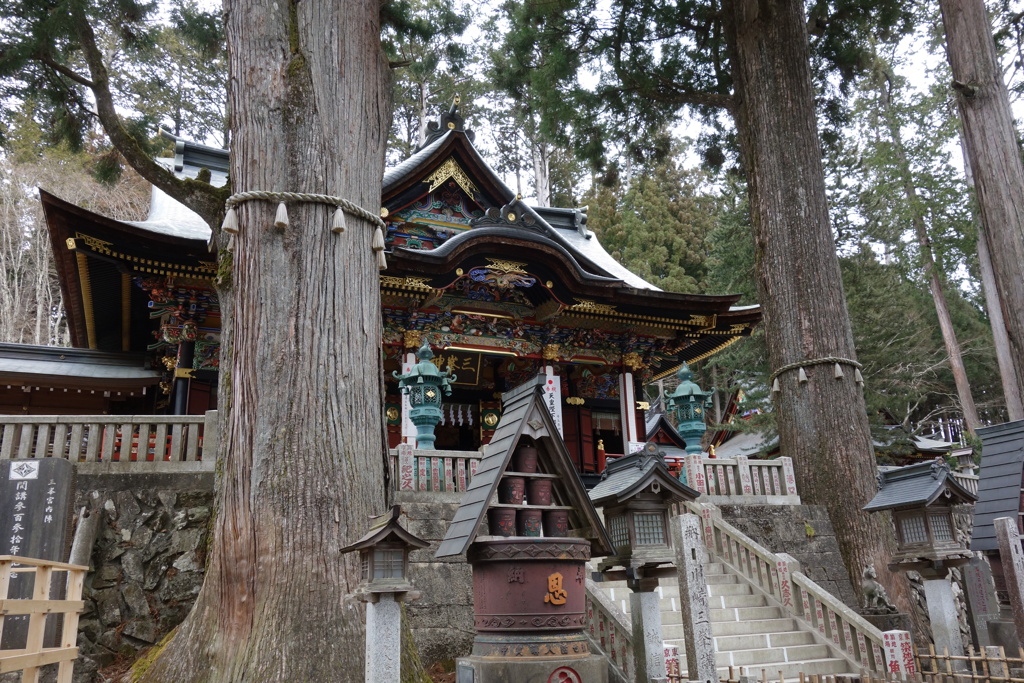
left=636, top=401, right=651, bottom=410
left=542, top=344, right=560, bottom=361
left=159, top=381, right=172, bottom=395
left=380, top=207, right=390, bottom=218
left=161, top=356, right=178, bottom=371
left=483, top=413, right=499, bottom=427
left=566, top=396, right=585, bottom=406
left=447, top=122, right=456, bottom=129
left=507, top=213, right=516, bottom=222
left=65, top=238, right=76, bottom=250
left=456, top=268, right=464, bottom=276
left=545, top=281, right=553, bottom=288
left=570, top=299, right=617, bottom=314
left=75, top=232, right=114, bottom=251
left=386, top=406, right=400, bottom=421
left=403, top=330, right=424, bottom=349
left=622, top=351, right=645, bottom=371
left=173, top=368, right=195, bottom=379
left=485, top=258, right=528, bottom=274
left=424, top=158, right=480, bottom=200
left=380, top=275, right=433, bottom=291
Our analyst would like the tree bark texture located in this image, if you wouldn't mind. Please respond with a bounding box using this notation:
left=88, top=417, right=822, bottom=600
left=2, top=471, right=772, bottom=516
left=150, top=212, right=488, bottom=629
left=723, top=0, right=909, bottom=611
left=939, top=0, right=1024, bottom=415
left=959, top=135, right=1024, bottom=422
left=134, top=0, right=391, bottom=680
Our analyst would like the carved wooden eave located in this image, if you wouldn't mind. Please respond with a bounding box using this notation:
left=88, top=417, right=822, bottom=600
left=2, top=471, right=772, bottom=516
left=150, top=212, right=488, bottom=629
left=40, top=189, right=215, bottom=352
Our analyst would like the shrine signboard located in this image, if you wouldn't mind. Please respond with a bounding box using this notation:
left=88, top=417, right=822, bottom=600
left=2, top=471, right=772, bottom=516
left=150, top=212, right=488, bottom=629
left=0, top=458, right=75, bottom=648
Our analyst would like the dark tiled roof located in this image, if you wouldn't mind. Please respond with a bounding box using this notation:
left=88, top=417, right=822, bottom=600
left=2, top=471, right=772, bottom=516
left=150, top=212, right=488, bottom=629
left=971, top=420, right=1024, bottom=552
left=588, top=444, right=699, bottom=505
left=864, top=459, right=976, bottom=512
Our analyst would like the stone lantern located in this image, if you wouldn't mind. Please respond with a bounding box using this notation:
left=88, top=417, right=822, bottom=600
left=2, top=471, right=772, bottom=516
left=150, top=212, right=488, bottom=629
left=590, top=441, right=701, bottom=681
left=864, top=458, right=977, bottom=668
left=664, top=363, right=714, bottom=455
left=392, top=342, right=456, bottom=450
left=342, top=505, right=429, bottom=683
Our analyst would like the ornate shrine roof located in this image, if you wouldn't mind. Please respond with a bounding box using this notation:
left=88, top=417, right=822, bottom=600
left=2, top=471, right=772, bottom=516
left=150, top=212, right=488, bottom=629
left=40, top=102, right=760, bottom=375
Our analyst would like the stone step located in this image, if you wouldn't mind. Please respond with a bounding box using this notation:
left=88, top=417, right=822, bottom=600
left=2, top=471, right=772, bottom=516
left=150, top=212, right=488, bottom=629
left=708, top=582, right=754, bottom=597
left=714, top=630, right=816, bottom=652
left=711, top=618, right=800, bottom=638
left=724, top=644, right=833, bottom=668
left=712, top=593, right=768, bottom=609
left=705, top=573, right=739, bottom=585
left=662, top=615, right=797, bottom=639
left=710, top=605, right=785, bottom=622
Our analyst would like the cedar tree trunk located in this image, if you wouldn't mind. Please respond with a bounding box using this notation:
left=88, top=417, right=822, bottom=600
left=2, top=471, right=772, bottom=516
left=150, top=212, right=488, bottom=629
left=133, top=0, right=391, bottom=680
left=723, top=0, right=909, bottom=610
left=939, top=0, right=1024, bottom=414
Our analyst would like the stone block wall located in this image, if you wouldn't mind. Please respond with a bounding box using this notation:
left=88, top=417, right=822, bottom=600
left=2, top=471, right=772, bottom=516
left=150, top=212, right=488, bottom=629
left=71, top=468, right=214, bottom=683
left=398, top=493, right=475, bottom=666
left=718, top=503, right=859, bottom=608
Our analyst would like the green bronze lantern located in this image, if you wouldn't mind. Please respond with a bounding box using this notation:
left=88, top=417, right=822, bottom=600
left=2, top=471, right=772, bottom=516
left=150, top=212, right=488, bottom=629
left=664, top=363, right=714, bottom=455
left=393, top=342, right=456, bottom=450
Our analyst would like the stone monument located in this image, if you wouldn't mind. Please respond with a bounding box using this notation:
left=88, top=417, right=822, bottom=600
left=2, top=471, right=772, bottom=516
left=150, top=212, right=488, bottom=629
left=0, top=458, right=76, bottom=648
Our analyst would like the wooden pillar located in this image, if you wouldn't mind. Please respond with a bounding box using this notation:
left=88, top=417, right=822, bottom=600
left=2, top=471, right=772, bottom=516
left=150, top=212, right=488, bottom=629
left=618, top=370, right=639, bottom=454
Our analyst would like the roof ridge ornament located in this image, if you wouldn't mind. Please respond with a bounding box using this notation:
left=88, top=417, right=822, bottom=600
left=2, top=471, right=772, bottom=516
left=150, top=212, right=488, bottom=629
left=472, top=199, right=542, bottom=229
left=419, top=95, right=475, bottom=150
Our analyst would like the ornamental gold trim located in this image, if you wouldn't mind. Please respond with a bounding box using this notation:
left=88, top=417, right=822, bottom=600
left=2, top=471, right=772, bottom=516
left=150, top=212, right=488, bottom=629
left=485, top=258, right=528, bottom=274
left=379, top=275, right=433, bottom=292
left=425, top=158, right=479, bottom=200
left=570, top=299, right=617, bottom=314
left=649, top=336, right=743, bottom=382
left=75, top=232, right=113, bottom=251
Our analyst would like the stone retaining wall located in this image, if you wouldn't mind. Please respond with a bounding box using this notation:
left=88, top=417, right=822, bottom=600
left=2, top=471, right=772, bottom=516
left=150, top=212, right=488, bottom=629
left=72, top=465, right=215, bottom=683
left=718, top=503, right=859, bottom=608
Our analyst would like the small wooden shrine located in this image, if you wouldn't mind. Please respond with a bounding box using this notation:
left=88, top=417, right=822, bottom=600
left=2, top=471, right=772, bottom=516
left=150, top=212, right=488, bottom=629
left=39, top=101, right=760, bottom=473
left=436, top=376, right=613, bottom=682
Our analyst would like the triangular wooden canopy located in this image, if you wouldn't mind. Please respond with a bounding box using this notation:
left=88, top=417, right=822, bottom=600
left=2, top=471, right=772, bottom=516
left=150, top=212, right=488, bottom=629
left=436, top=376, right=614, bottom=558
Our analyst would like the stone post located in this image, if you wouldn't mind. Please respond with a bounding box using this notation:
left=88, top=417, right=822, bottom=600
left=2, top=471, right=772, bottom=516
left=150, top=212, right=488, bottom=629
left=963, top=554, right=999, bottom=647
left=671, top=514, right=717, bottom=683
left=923, top=578, right=966, bottom=669
left=630, top=585, right=666, bottom=683
left=618, top=370, right=639, bottom=453
left=684, top=454, right=706, bottom=493
left=774, top=553, right=800, bottom=612
left=397, top=442, right=415, bottom=492
left=735, top=455, right=752, bottom=495
left=365, top=593, right=401, bottom=683
left=994, top=516, right=1024, bottom=643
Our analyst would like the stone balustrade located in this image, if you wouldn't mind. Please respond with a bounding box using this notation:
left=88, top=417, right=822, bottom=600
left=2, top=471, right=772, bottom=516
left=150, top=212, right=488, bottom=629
left=584, top=576, right=635, bottom=683
left=688, top=502, right=890, bottom=674
left=0, top=413, right=216, bottom=464
left=684, top=454, right=800, bottom=505
left=390, top=444, right=483, bottom=494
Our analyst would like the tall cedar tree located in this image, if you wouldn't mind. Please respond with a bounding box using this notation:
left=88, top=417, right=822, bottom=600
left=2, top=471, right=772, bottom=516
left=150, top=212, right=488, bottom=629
left=494, top=0, right=915, bottom=607
left=938, top=0, right=1024, bottom=416
left=2, top=0, right=393, bottom=679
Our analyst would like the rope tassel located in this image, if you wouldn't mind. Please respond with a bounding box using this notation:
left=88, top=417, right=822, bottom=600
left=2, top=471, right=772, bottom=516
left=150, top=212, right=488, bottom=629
left=221, top=207, right=239, bottom=234
left=274, top=202, right=289, bottom=229
left=372, top=225, right=387, bottom=271
left=855, top=369, right=864, bottom=386
left=798, top=367, right=808, bottom=383
left=834, top=363, right=844, bottom=379
left=332, top=207, right=347, bottom=234
left=772, top=378, right=781, bottom=394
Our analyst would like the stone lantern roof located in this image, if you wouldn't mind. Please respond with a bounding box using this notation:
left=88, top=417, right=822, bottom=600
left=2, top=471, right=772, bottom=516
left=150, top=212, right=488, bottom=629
left=863, top=458, right=976, bottom=512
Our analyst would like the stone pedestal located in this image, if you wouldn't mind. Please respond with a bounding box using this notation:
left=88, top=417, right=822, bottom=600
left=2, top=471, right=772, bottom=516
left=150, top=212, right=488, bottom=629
left=365, top=593, right=401, bottom=683
left=861, top=612, right=912, bottom=634
left=630, top=590, right=666, bottom=682
left=671, top=514, right=717, bottom=683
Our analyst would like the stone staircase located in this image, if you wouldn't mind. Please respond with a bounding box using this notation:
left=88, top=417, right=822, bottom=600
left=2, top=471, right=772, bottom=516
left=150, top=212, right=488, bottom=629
left=593, top=558, right=858, bottom=680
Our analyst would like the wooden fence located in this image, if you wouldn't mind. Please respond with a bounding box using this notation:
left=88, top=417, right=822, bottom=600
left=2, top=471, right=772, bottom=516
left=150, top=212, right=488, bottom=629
left=0, top=412, right=217, bottom=463
left=0, top=556, right=87, bottom=683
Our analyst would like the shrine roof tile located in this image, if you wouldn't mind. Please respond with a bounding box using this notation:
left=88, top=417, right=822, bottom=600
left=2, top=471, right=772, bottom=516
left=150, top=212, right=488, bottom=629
left=864, top=459, right=976, bottom=512
left=971, top=420, right=1024, bottom=552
